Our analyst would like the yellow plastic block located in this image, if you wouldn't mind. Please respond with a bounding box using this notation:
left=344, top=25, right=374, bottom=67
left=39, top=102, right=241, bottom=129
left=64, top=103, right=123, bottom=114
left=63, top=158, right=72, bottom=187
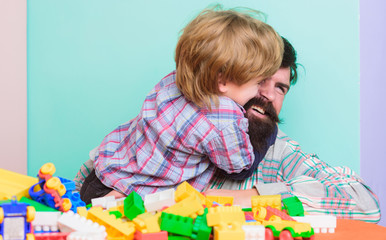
left=108, top=204, right=125, bottom=216
left=0, top=168, right=38, bottom=200
left=175, top=181, right=206, bottom=204
left=205, top=195, right=234, bottom=207
left=214, top=222, right=244, bottom=240
left=76, top=206, right=88, bottom=218
left=206, top=206, right=245, bottom=226
left=87, top=207, right=135, bottom=240
left=133, top=212, right=161, bottom=233
left=251, top=195, right=281, bottom=211
left=163, top=194, right=204, bottom=218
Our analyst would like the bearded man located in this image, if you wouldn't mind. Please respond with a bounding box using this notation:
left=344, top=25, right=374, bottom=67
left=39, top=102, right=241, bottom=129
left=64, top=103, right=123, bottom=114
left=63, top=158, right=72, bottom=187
left=205, top=37, right=381, bottom=223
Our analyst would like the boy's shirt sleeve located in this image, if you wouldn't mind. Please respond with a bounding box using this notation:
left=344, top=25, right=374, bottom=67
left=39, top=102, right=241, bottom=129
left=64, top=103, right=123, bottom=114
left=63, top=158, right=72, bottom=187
left=205, top=117, right=254, bottom=174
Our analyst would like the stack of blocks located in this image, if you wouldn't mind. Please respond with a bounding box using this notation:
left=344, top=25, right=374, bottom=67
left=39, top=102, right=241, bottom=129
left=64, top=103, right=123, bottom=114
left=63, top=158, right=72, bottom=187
left=0, top=164, right=339, bottom=240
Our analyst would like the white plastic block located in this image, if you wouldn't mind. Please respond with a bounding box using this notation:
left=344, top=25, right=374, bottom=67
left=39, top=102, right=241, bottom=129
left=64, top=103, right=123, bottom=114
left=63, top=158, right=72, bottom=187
left=57, top=211, right=106, bottom=235
left=32, top=211, right=61, bottom=232
left=67, top=231, right=106, bottom=240
left=242, top=225, right=265, bottom=240
left=91, top=196, right=116, bottom=208
left=293, top=215, right=337, bottom=233
left=144, top=189, right=176, bottom=212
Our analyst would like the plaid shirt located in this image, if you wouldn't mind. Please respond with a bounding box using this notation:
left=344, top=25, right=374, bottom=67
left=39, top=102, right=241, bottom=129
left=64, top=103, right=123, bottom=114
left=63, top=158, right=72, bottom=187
left=208, top=129, right=381, bottom=223
left=92, top=71, right=254, bottom=197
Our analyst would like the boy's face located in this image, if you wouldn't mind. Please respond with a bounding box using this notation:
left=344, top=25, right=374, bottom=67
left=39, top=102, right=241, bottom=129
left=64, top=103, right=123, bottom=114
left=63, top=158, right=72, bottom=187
left=218, top=76, right=263, bottom=106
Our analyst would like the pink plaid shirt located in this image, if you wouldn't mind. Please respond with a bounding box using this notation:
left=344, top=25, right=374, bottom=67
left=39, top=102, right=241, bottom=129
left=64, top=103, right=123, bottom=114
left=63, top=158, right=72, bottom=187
left=93, top=71, right=255, bottom=197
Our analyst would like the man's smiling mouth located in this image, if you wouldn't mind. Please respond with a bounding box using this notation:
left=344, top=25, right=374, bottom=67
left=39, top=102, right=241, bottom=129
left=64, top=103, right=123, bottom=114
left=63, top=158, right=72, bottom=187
left=252, top=105, right=265, bottom=115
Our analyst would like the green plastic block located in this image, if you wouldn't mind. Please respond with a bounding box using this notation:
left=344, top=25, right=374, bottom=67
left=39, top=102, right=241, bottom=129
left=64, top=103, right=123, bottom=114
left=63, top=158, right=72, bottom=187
left=160, top=212, right=194, bottom=237
left=282, top=196, right=304, bottom=216
left=124, top=191, right=145, bottom=220
left=20, top=197, right=58, bottom=212
left=109, top=210, right=123, bottom=218
left=191, top=208, right=211, bottom=240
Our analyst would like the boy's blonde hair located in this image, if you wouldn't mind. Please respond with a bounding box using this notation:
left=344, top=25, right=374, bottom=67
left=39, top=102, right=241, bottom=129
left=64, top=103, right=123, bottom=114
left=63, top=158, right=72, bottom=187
left=175, top=6, right=283, bottom=109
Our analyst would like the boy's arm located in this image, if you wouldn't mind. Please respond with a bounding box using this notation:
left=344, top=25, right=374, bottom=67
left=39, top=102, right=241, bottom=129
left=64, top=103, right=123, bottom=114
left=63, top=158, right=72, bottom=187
left=74, top=159, right=94, bottom=191
left=205, top=118, right=255, bottom=177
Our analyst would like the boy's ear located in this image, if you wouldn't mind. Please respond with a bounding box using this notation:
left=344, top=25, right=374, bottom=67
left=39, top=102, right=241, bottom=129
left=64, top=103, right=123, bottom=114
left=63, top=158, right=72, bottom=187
left=218, top=73, right=228, bottom=94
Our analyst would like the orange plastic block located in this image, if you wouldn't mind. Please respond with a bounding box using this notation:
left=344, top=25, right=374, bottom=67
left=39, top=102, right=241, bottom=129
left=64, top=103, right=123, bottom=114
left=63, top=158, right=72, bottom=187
left=133, top=212, right=161, bottom=233
left=206, top=206, right=245, bottom=227
left=214, top=222, right=244, bottom=240
left=251, top=195, right=281, bottom=211
left=0, top=168, right=38, bottom=200
left=87, top=207, right=135, bottom=240
left=175, top=181, right=206, bottom=204
left=205, top=195, right=233, bottom=207
left=163, top=194, right=204, bottom=219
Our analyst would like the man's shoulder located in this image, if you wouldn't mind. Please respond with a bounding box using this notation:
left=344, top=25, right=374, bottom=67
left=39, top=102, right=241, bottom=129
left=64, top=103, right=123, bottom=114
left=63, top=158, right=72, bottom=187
left=276, top=129, right=301, bottom=147
left=265, top=129, right=302, bottom=159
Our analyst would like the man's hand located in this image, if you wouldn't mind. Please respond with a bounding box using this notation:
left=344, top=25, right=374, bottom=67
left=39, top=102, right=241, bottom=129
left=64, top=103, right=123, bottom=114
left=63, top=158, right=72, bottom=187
left=203, top=188, right=259, bottom=208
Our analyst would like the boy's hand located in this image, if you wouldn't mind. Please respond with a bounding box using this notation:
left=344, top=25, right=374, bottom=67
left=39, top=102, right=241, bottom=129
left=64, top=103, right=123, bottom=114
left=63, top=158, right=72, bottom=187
left=203, top=188, right=259, bottom=208
left=105, top=189, right=127, bottom=199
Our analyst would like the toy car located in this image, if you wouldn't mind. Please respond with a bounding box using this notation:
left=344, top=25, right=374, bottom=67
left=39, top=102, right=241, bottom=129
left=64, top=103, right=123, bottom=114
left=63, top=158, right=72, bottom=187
left=0, top=197, right=36, bottom=240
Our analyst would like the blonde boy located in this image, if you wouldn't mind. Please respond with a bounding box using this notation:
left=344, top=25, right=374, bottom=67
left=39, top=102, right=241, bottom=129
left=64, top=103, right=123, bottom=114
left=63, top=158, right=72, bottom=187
left=78, top=6, right=283, bottom=204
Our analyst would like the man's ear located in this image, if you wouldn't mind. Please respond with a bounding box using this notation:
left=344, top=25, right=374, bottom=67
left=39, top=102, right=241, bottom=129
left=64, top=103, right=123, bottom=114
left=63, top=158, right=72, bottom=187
left=218, top=73, right=228, bottom=94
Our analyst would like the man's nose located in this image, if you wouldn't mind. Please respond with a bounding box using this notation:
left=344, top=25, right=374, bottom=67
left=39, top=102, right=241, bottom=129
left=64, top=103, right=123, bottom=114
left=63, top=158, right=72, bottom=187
left=258, top=84, right=275, bottom=101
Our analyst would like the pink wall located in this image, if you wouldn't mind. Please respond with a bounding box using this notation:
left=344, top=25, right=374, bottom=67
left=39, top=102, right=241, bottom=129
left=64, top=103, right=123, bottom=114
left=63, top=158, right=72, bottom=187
left=0, top=0, right=27, bottom=174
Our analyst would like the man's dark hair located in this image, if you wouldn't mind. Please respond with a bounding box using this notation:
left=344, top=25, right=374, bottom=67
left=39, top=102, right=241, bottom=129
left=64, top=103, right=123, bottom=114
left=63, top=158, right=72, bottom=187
left=281, top=37, right=298, bottom=85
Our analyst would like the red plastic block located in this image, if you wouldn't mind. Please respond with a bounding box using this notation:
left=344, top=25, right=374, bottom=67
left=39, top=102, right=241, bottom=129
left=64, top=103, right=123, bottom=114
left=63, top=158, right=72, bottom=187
left=134, top=231, right=168, bottom=240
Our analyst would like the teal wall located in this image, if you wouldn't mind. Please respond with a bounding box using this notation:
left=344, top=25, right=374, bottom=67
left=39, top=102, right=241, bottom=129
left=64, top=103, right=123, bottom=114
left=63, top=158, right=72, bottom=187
left=27, top=0, right=359, bottom=179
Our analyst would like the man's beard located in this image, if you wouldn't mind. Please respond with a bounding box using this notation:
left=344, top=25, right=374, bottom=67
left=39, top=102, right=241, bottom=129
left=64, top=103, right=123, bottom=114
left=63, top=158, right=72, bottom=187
left=244, top=97, right=280, bottom=153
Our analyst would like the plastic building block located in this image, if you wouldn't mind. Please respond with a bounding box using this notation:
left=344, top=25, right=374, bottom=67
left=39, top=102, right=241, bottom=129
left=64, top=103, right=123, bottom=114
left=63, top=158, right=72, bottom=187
left=0, top=196, right=35, bottom=240
left=251, top=195, right=281, bottom=211
left=163, top=194, right=204, bottom=219
left=282, top=196, right=304, bottom=216
left=29, top=177, right=72, bottom=212
left=206, top=206, right=245, bottom=227
left=160, top=212, right=193, bottom=237
left=30, top=163, right=85, bottom=213
left=34, top=232, right=70, bottom=240
left=0, top=168, right=38, bottom=200
left=33, top=211, right=61, bottom=233
left=76, top=206, right=88, bottom=218
left=293, top=215, right=337, bottom=233
left=91, top=196, right=116, bottom=208
left=67, top=231, right=106, bottom=240
left=109, top=210, right=123, bottom=218
left=63, top=191, right=86, bottom=212
left=134, top=231, right=168, bottom=240
left=191, top=208, right=211, bottom=240
left=87, top=207, right=135, bottom=240
left=175, top=182, right=206, bottom=204
left=124, top=191, right=145, bottom=221
left=133, top=212, right=161, bottom=233
left=29, top=163, right=75, bottom=212
left=265, top=206, right=295, bottom=221
left=214, top=222, right=244, bottom=240
left=19, top=197, right=58, bottom=212
left=205, top=196, right=233, bottom=208
left=244, top=211, right=255, bottom=222
left=167, top=236, right=190, bottom=240
left=242, top=224, right=265, bottom=240
left=58, top=211, right=106, bottom=236
left=144, top=189, right=175, bottom=212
